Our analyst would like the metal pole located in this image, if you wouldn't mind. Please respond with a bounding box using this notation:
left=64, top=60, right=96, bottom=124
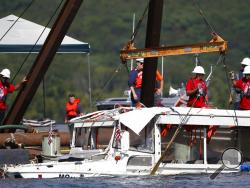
left=130, top=13, right=135, bottom=71
left=203, top=127, right=207, bottom=165
left=141, top=0, right=164, bottom=107
left=161, top=56, right=164, bottom=78
left=161, top=56, right=164, bottom=97
left=87, top=53, right=92, bottom=111
left=42, top=78, right=46, bottom=118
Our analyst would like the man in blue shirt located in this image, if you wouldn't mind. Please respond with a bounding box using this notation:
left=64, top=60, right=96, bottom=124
left=128, top=58, right=144, bottom=107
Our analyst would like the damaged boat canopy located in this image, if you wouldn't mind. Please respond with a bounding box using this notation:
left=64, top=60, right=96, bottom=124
left=118, top=107, right=250, bottom=135
left=68, top=107, right=250, bottom=136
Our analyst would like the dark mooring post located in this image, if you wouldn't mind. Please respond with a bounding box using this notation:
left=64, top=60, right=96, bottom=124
left=141, top=0, right=164, bottom=107
left=4, top=0, right=83, bottom=125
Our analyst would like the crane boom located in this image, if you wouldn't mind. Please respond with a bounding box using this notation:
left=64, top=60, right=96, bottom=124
left=120, top=33, right=227, bottom=62
left=3, top=0, right=83, bottom=125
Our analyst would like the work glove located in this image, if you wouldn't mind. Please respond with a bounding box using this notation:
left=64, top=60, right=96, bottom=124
left=197, top=84, right=205, bottom=96
left=198, top=88, right=205, bottom=96
left=228, top=93, right=233, bottom=105
left=229, top=71, right=236, bottom=80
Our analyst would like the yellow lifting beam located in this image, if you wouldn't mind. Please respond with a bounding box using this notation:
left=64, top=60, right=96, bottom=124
left=120, top=33, right=227, bottom=63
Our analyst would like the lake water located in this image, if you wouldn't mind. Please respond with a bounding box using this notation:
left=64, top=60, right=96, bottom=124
left=1, top=173, right=250, bottom=188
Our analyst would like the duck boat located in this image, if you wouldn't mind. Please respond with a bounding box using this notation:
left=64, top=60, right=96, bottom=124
left=3, top=106, right=250, bottom=178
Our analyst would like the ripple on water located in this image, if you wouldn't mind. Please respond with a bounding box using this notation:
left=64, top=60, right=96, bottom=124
left=1, top=173, right=250, bottom=188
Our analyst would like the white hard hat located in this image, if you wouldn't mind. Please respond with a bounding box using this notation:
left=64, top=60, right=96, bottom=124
left=136, top=58, right=144, bottom=63
left=192, top=66, right=205, bottom=74
left=240, top=57, right=250, bottom=66
left=0, top=68, right=11, bottom=78
left=243, top=65, right=250, bottom=75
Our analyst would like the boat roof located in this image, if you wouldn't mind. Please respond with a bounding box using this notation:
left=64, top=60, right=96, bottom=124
left=118, top=107, right=250, bottom=135
left=73, top=120, right=116, bottom=128
left=70, top=107, right=250, bottom=135
left=69, top=108, right=128, bottom=128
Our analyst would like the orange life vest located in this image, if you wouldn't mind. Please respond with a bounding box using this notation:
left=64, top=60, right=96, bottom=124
left=66, top=98, right=80, bottom=118
left=135, top=70, right=143, bottom=88
left=155, top=70, right=163, bottom=91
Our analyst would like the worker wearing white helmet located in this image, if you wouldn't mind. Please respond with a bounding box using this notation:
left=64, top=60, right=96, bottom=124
left=232, top=65, right=250, bottom=110
left=186, top=66, right=207, bottom=108
left=186, top=65, right=216, bottom=144
left=239, top=57, right=250, bottom=79
left=135, top=58, right=144, bottom=63
left=0, top=68, right=27, bottom=124
left=0, top=69, right=11, bottom=79
left=229, top=57, right=250, bottom=109
left=240, top=57, right=250, bottom=66
left=128, top=58, right=164, bottom=107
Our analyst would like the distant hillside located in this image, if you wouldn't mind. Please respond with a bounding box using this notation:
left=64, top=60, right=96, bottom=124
left=0, top=0, right=249, bottom=122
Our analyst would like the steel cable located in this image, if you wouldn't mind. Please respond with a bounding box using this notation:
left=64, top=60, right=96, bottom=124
left=0, top=0, right=35, bottom=41
left=11, top=0, right=64, bottom=83
left=130, top=0, right=150, bottom=43
left=192, top=0, right=216, bottom=34
left=92, top=63, right=123, bottom=106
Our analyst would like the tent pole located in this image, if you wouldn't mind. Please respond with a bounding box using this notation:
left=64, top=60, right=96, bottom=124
left=130, top=13, right=135, bottom=71
left=161, top=56, right=164, bottom=97
left=42, top=77, right=46, bottom=119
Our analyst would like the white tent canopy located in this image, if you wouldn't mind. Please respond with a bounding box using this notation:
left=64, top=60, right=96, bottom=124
left=0, top=15, right=92, bottom=108
left=0, top=15, right=90, bottom=53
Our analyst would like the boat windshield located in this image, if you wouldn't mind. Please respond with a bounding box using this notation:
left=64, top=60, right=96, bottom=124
left=74, top=127, right=113, bottom=150
left=112, top=123, right=155, bottom=153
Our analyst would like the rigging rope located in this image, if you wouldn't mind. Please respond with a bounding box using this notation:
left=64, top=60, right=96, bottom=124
left=205, top=53, right=224, bottom=86
left=129, top=0, right=150, bottom=43
left=192, top=0, right=216, bottom=34
left=4, top=0, right=64, bottom=119
left=221, top=54, right=239, bottom=126
left=221, top=54, right=232, bottom=95
left=0, top=0, right=35, bottom=41
left=192, top=1, right=231, bottom=110
left=11, top=0, right=64, bottom=83
left=124, top=61, right=130, bottom=74
left=150, top=97, right=199, bottom=175
left=92, top=63, right=123, bottom=105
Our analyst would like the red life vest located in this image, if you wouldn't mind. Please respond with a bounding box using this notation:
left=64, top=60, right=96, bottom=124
left=134, top=70, right=162, bottom=89
left=235, top=78, right=250, bottom=110
left=135, top=70, right=143, bottom=88
left=186, top=77, right=207, bottom=108
left=66, top=98, right=80, bottom=118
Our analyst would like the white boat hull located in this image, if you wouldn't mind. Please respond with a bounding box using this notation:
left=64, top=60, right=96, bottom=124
left=5, top=159, right=239, bottom=179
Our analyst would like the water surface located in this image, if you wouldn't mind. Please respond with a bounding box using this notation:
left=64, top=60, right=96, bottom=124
left=1, top=173, right=250, bottom=188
